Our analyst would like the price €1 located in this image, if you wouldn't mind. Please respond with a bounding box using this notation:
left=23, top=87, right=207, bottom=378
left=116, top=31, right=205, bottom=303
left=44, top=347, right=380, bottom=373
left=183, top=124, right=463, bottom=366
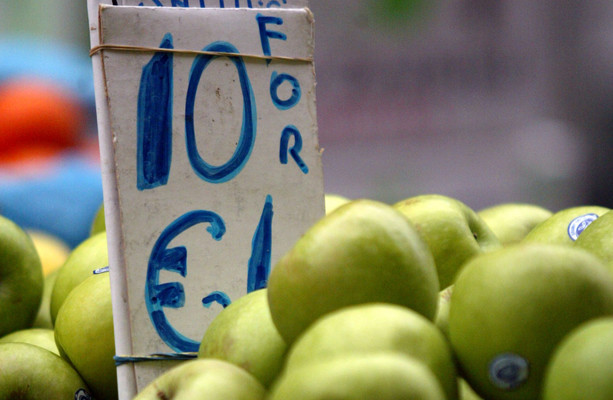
left=137, top=13, right=309, bottom=353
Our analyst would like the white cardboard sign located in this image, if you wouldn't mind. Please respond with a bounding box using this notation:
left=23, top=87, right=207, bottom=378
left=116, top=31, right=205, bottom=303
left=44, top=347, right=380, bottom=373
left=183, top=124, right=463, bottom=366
left=87, top=1, right=323, bottom=397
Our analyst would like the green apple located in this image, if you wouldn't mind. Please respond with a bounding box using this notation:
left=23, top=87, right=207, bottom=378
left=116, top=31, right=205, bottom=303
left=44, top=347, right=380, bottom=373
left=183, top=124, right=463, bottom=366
left=477, top=203, right=553, bottom=245
left=90, top=202, right=106, bottom=236
left=434, top=285, right=453, bottom=339
left=133, top=358, right=266, bottom=400
left=284, top=302, right=458, bottom=400
left=54, top=271, right=117, bottom=400
left=269, top=352, right=446, bottom=400
left=32, top=268, right=59, bottom=329
left=0, top=215, right=44, bottom=337
left=449, top=243, right=613, bottom=400
left=394, top=194, right=501, bottom=289
left=324, top=193, right=350, bottom=214
left=522, top=205, right=610, bottom=245
left=267, top=199, right=439, bottom=344
left=542, top=317, right=613, bottom=400
left=573, top=210, right=613, bottom=265
left=0, top=327, right=59, bottom=355
left=198, top=288, right=287, bottom=388
left=50, top=231, right=108, bottom=324
left=0, top=342, right=92, bottom=399
left=459, top=378, right=484, bottom=400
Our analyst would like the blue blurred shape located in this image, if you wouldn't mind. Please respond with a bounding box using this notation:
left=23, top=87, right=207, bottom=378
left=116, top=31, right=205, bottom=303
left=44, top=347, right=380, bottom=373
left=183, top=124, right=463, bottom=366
left=0, top=35, right=95, bottom=106
left=0, top=154, right=103, bottom=248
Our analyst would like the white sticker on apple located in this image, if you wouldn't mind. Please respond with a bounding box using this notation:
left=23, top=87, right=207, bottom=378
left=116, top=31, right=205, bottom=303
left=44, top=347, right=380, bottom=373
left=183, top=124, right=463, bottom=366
left=74, top=388, right=92, bottom=400
left=92, top=265, right=110, bottom=275
left=567, top=213, right=599, bottom=241
left=488, top=353, right=529, bottom=390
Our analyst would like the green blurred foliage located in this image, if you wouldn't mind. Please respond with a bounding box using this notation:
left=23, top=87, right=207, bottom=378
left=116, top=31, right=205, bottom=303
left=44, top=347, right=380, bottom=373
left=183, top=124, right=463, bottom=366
left=370, top=0, right=430, bottom=26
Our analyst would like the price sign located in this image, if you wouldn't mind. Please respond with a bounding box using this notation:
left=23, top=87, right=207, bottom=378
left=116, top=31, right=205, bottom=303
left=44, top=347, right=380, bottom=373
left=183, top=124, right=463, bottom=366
left=87, top=1, right=323, bottom=397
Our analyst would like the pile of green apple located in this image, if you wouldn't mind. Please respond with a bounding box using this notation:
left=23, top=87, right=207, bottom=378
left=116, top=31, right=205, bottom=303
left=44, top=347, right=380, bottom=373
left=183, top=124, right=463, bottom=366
left=0, top=212, right=111, bottom=400
left=1, top=193, right=612, bottom=400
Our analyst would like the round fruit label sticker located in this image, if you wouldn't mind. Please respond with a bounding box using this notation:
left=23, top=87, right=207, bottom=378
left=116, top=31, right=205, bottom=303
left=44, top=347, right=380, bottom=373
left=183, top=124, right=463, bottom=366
left=93, top=265, right=110, bottom=275
left=567, top=213, right=599, bottom=241
left=74, top=388, right=92, bottom=400
left=488, top=353, right=529, bottom=390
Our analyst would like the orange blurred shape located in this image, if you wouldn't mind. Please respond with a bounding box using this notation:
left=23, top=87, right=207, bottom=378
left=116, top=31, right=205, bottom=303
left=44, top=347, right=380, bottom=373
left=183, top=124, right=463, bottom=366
left=0, top=78, right=86, bottom=163
left=0, top=144, right=65, bottom=172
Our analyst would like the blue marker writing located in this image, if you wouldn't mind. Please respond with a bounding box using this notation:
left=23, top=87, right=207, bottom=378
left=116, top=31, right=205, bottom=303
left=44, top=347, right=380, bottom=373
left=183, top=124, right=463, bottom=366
left=256, top=13, right=286, bottom=59
left=185, top=41, right=256, bottom=183
left=138, top=0, right=257, bottom=6
left=270, top=71, right=301, bottom=110
left=202, top=291, right=232, bottom=308
left=247, top=195, right=274, bottom=292
left=145, top=210, right=226, bottom=352
left=234, top=0, right=253, bottom=7
left=280, top=125, right=308, bottom=174
left=259, top=0, right=287, bottom=7
left=137, top=33, right=173, bottom=190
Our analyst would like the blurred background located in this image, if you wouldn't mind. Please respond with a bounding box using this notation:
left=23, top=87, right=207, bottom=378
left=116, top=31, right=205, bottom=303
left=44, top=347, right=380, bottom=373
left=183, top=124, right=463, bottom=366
left=0, top=0, right=612, bottom=248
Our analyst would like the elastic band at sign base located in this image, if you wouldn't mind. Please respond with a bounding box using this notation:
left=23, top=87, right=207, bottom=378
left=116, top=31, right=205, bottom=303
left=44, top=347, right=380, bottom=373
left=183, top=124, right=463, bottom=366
left=113, top=351, right=198, bottom=366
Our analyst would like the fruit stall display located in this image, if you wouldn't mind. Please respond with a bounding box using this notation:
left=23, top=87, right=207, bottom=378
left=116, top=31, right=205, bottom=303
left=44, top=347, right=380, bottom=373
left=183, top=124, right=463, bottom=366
left=1, top=182, right=613, bottom=399
left=2, top=18, right=613, bottom=400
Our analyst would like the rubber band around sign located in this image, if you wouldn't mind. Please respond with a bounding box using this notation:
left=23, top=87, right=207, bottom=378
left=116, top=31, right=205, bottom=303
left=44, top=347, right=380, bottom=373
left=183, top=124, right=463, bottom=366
left=113, top=352, right=198, bottom=366
left=89, top=44, right=313, bottom=63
